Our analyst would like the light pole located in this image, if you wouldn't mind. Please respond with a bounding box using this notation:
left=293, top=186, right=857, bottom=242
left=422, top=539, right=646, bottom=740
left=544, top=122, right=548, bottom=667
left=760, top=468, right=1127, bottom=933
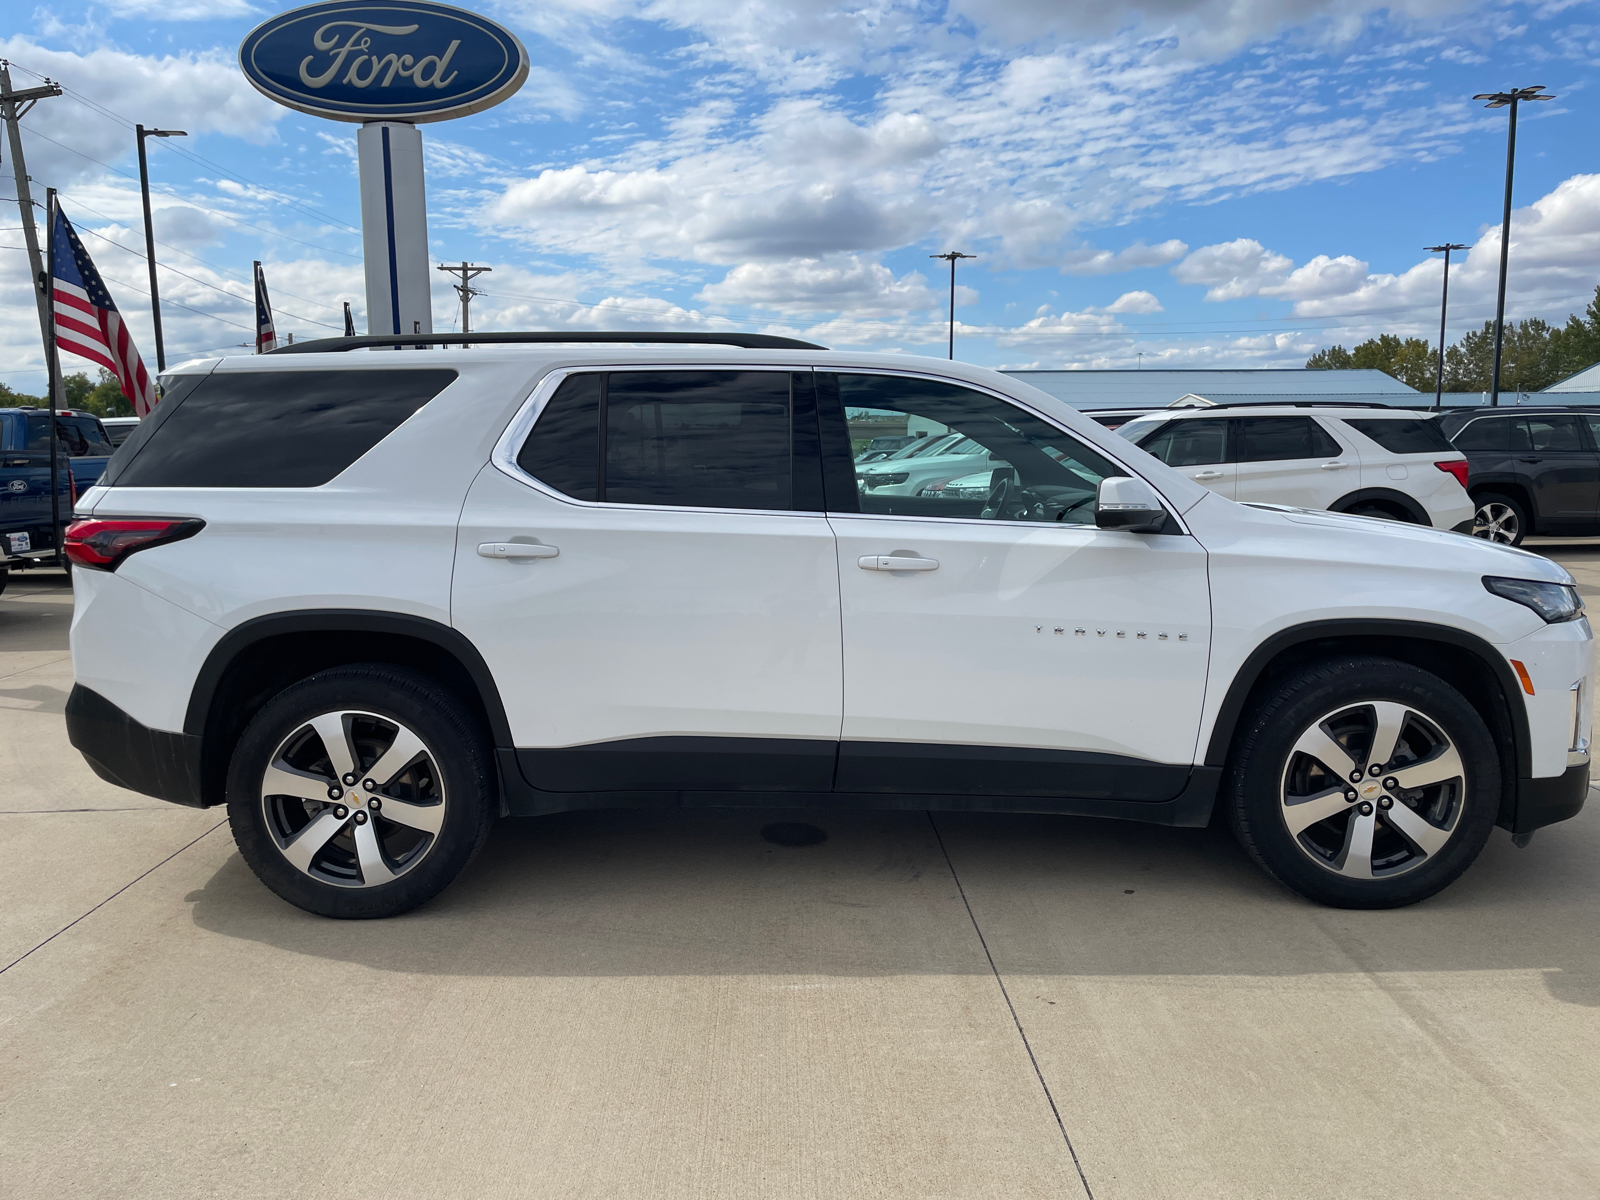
left=437, top=261, right=491, bottom=346
left=136, top=124, right=186, bottom=372
left=930, top=250, right=975, bottom=359
left=1471, top=85, right=1552, bottom=406
left=1424, top=242, right=1467, bottom=410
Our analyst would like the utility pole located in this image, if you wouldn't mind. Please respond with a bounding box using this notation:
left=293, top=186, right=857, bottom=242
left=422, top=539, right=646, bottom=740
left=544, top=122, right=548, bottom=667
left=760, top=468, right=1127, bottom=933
left=1424, top=243, right=1468, bottom=411
left=1472, top=85, right=1554, bottom=406
left=135, top=123, right=186, bottom=371
left=930, top=251, right=975, bottom=359
left=0, top=61, right=62, bottom=399
left=437, top=261, right=491, bottom=345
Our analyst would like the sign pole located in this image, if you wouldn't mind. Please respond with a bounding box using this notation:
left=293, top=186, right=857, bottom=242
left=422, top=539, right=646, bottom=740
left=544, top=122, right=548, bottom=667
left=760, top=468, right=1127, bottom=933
left=358, top=122, right=433, bottom=341
left=1, top=62, right=62, bottom=399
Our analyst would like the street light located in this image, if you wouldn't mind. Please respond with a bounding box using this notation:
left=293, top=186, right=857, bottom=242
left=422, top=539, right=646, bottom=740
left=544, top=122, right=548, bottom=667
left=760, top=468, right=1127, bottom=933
left=136, top=124, right=186, bottom=372
left=930, top=250, right=975, bottom=359
left=1424, top=242, right=1467, bottom=410
left=1471, top=85, right=1553, bottom=406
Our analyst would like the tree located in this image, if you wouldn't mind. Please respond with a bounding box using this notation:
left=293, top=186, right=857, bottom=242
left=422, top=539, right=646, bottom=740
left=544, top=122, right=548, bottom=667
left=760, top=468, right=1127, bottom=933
left=62, top=369, right=134, bottom=417
left=1306, top=283, right=1600, bottom=393
left=0, top=381, right=42, bottom=405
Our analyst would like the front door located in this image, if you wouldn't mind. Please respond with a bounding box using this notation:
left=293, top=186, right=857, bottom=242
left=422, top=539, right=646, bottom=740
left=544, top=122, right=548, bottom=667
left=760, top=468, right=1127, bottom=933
left=820, top=372, right=1212, bottom=802
left=453, top=368, right=843, bottom=793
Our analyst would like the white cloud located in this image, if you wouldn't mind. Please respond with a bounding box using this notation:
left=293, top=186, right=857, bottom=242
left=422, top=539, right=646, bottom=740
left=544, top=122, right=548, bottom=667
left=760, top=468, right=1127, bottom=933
left=1172, top=238, right=1294, bottom=300
left=1061, top=240, right=1190, bottom=276
left=101, top=0, right=261, bottom=18
left=697, top=257, right=957, bottom=315
left=1104, top=290, right=1164, bottom=313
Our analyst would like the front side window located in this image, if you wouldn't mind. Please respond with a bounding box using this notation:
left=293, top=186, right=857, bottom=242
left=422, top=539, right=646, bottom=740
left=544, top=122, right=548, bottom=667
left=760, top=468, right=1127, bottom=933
left=826, top=373, right=1120, bottom=524
left=1137, top=419, right=1227, bottom=467
left=518, top=370, right=810, bottom=512
left=1235, top=416, right=1342, bottom=462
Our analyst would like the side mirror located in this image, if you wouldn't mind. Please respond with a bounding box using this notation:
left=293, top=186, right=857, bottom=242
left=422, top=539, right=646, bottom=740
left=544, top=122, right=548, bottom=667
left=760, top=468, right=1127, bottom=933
left=1095, top=475, right=1168, bottom=533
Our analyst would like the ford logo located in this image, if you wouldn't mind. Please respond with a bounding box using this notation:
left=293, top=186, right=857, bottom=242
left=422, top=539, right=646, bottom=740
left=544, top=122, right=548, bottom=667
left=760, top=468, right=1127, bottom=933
left=240, top=1, right=529, bottom=123
left=7, top=480, right=25, bottom=494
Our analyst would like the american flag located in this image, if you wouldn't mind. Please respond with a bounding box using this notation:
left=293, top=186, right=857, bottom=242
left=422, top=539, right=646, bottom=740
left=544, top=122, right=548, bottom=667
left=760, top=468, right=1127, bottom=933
left=50, top=204, right=157, bottom=418
left=254, top=260, right=276, bottom=353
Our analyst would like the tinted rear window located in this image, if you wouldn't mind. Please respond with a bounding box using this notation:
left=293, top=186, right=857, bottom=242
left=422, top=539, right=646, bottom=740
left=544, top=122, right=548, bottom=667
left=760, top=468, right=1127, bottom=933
left=113, top=369, right=456, bottom=488
left=1452, top=416, right=1528, bottom=453
left=26, top=415, right=113, bottom=456
left=1343, top=418, right=1454, bottom=455
left=1236, top=417, right=1341, bottom=462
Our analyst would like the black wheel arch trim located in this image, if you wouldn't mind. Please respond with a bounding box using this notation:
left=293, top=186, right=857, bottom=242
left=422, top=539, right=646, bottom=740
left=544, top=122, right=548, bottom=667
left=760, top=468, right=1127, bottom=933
left=1329, top=488, right=1431, bottom=526
left=1203, top=618, right=1532, bottom=785
left=184, top=609, right=515, bottom=746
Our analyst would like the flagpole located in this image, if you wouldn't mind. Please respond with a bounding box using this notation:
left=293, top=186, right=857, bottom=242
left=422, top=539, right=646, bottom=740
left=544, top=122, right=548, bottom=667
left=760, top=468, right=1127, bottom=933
left=43, top=187, right=62, bottom=568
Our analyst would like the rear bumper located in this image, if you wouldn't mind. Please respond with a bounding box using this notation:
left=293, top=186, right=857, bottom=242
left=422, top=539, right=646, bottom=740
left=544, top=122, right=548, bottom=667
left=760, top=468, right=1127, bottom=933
left=1510, top=760, right=1589, bottom=835
left=65, top=684, right=206, bottom=807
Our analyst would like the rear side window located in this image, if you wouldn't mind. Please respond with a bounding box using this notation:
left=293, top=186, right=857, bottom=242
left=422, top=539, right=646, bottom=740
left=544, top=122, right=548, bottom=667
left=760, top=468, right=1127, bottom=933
left=1343, top=418, right=1454, bottom=455
left=26, top=416, right=111, bottom=456
left=1136, top=419, right=1227, bottom=467
left=113, top=369, right=456, bottom=488
left=1452, top=416, right=1528, bottom=452
left=517, top=370, right=811, bottom=512
left=1235, top=417, right=1342, bottom=462
left=1526, top=414, right=1584, bottom=452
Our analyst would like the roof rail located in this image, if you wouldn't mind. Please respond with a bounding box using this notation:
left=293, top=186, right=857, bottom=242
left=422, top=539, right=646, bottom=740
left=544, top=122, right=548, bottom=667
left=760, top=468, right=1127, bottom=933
left=1180, top=400, right=1433, bottom=411
left=267, top=331, right=827, bottom=354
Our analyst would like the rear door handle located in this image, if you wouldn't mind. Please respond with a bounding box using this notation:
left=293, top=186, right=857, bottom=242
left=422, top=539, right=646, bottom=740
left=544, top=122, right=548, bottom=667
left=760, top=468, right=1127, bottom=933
left=1193, top=470, right=1225, bottom=480
left=478, top=542, right=559, bottom=560
left=1319, top=461, right=1349, bottom=470
left=858, top=555, right=939, bottom=572
left=1518, top=457, right=1543, bottom=464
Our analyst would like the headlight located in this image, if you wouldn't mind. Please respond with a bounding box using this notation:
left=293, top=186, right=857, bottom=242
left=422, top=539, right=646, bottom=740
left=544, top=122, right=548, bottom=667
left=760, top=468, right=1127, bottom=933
left=1483, top=576, right=1584, bottom=623
left=857, top=472, right=908, bottom=489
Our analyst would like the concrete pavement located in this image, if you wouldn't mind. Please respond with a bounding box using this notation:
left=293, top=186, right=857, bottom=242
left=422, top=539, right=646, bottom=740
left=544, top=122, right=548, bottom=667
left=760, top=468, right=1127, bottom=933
left=3, top=563, right=1598, bottom=1199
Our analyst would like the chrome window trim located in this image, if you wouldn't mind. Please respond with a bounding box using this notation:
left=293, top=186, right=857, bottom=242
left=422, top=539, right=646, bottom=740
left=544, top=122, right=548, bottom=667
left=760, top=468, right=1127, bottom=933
left=490, top=361, right=1191, bottom=534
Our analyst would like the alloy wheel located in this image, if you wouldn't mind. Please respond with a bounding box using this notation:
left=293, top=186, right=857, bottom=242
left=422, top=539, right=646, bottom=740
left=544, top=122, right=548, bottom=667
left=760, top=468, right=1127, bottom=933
left=1279, top=701, right=1465, bottom=880
left=261, top=709, right=446, bottom=888
left=1474, top=501, right=1520, bottom=544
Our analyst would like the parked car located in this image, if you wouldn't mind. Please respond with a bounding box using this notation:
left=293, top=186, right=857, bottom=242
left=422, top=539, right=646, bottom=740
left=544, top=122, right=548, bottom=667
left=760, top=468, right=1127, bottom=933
left=65, top=337, right=1589, bottom=919
left=1436, top=407, right=1600, bottom=547
left=1117, top=405, right=1472, bottom=530
left=855, top=433, right=992, bottom=497
left=100, top=416, right=140, bottom=447
left=0, top=408, right=84, bottom=585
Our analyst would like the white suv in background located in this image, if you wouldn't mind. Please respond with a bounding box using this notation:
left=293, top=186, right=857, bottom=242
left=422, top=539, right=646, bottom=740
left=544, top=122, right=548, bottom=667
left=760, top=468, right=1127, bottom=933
left=1117, top=405, right=1474, bottom=531
left=63, top=334, right=1588, bottom=919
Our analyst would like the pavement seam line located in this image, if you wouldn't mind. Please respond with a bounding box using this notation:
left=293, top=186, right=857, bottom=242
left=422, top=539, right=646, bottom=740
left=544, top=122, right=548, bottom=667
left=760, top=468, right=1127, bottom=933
left=0, top=818, right=227, bottom=976
left=927, top=812, right=1094, bottom=1200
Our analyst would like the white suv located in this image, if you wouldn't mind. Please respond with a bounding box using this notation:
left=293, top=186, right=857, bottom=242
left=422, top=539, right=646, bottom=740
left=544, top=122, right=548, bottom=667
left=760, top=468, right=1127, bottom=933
left=63, top=334, right=1590, bottom=918
left=1117, top=405, right=1474, bottom=530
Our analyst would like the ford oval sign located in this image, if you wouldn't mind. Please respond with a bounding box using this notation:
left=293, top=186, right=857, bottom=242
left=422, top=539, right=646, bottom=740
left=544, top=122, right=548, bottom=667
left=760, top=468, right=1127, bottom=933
left=240, top=1, right=529, bottom=123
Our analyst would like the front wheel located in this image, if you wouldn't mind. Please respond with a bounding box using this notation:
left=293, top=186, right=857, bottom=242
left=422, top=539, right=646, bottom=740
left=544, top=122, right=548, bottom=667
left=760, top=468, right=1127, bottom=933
left=227, top=665, right=497, bottom=918
left=1226, top=657, right=1500, bottom=908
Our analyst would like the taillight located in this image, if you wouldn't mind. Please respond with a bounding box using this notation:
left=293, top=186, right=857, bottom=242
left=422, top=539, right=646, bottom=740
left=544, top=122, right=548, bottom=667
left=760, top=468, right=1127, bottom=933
left=64, top=517, right=204, bottom=571
left=1435, top=460, right=1470, bottom=488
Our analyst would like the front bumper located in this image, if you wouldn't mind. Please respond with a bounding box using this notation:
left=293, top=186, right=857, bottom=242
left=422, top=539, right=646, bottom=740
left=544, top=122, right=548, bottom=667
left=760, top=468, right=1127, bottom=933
left=65, top=684, right=206, bottom=807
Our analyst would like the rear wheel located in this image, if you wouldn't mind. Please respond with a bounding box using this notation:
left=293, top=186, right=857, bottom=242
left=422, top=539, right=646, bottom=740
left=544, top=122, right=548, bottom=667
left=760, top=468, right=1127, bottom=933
left=1472, top=492, right=1527, bottom=546
left=1344, top=500, right=1418, bottom=524
left=227, top=665, right=497, bottom=918
left=1227, top=657, right=1499, bottom=908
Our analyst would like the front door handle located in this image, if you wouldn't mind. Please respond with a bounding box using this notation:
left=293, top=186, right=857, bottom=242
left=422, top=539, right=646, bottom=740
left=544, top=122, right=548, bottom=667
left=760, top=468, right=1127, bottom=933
left=1192, top=470, right=1225, bottom=480
left=478, top=542, right=559, bottom=560
left=858, top=555, right=939, bottom=572
left=1518, top=457, right=1543, bottom=464
left=1319, top=461, right=1349, bottom=470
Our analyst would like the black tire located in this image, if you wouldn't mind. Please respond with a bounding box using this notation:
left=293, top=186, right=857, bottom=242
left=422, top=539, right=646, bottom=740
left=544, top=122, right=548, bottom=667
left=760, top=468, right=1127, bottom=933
left=0, top=568, right=8, bottom=595
left=1472, top=492, right=1527, bottom=546
left=227, top=664, right=497, bottom=918
left=1226, top=656, right=1500, bottom=909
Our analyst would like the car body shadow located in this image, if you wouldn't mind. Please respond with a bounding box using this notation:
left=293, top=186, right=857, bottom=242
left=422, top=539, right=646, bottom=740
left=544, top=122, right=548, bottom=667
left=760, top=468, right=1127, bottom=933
left=184, top=803, right=1600, bottom=1005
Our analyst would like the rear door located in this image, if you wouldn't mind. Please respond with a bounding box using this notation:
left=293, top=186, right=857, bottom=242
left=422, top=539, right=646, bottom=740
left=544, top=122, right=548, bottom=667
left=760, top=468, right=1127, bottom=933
left=1132, top=417, right=1235, bottom=498
left=1231, top=416, right=1353, bottom=509
left=1521, top=414, right=1598, bottom=529
left=452, top=368, right=844, bottom=794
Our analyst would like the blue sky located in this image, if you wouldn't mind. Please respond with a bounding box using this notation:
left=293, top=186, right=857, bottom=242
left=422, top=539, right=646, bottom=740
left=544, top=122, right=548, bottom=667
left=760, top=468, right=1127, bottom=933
left=2, top=0, right=1597, bottom=393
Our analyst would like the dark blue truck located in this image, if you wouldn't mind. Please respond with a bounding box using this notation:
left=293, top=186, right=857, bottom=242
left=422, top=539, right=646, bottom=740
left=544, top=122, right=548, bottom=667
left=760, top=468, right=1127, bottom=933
left=0, top=408, right=116, bottom=589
